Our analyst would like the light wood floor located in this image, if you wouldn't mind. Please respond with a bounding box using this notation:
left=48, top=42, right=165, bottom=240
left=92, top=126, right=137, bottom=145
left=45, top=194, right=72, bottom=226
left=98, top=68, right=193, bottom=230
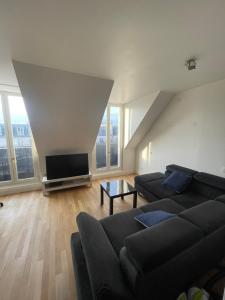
left=0, top=175, right=147, bottom=300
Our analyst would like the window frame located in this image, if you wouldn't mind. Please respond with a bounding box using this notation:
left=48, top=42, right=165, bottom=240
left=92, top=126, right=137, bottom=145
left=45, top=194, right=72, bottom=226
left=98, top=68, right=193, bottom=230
left=0, top=91, right=39, bottom=186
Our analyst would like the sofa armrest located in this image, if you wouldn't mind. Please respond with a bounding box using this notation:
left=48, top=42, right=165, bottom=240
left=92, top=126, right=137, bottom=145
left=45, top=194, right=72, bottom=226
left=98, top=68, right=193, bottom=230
left=77, top=212, right=133, bottom=300
left=124, top=216, right=203, bottom=273
left=134, top=172, right=164, bottom=185
left=71, top=233, right=93, bottom=300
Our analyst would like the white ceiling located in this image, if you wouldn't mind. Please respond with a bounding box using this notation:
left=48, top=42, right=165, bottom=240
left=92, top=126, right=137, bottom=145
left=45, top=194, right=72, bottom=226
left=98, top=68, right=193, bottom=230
left=1, top=0, right=225, bottom=103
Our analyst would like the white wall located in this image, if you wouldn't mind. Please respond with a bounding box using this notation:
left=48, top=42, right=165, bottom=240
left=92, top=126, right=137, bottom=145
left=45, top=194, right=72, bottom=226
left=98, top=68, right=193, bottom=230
left=125, top=91, right=173, bottom=149
left=136, top=79, right=225, bottom=177
left=13, top=61, right=113, bottom=175
left=123, top=148, right=136, bottom=172
left=124, top=91, right=159, bottom=147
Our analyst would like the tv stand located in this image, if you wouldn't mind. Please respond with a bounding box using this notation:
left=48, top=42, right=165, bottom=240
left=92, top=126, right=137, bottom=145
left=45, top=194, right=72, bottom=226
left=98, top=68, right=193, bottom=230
left=42, top=173, right=92, bottom=196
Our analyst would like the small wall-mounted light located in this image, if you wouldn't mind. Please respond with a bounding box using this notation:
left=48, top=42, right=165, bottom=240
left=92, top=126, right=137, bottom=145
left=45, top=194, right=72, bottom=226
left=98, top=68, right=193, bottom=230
left=185, top=58, right=197, bottom=71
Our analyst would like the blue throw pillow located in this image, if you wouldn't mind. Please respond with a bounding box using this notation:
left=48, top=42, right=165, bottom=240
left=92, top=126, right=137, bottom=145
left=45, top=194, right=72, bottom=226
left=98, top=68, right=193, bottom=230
left=162, top=170, right=192, bottom=193
left=135, top=210, right=175, bottom=228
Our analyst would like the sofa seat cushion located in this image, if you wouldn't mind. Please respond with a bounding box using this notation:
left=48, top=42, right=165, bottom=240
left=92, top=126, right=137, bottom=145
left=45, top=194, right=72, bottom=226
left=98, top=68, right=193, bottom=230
left=171, top=192, right=208, bottom=209
left=179, top=200, right=225, bottom=235
left=100, top=208, right=144, bottom=255
left=140, top=198, right=185, bottom=214
left=135, top=172, right=164, bottom=185
left=144, top=179, right=176, bottom=199
left=135, top=183, right=159, bottom=201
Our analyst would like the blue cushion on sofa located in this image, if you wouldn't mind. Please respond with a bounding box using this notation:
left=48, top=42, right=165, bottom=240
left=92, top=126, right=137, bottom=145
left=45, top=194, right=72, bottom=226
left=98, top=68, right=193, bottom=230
left=162, top=171, right=192, bottom=193
left=135, top=210, right=175, bottom=228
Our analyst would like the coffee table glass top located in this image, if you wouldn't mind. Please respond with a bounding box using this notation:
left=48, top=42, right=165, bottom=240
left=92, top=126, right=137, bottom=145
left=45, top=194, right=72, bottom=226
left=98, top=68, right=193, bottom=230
left=101, top=179, right=136, bottom=197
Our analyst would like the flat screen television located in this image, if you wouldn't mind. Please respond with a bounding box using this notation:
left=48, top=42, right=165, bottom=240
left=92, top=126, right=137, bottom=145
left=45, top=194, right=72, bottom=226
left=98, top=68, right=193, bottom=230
left=46, top=153, right=89, bottom=180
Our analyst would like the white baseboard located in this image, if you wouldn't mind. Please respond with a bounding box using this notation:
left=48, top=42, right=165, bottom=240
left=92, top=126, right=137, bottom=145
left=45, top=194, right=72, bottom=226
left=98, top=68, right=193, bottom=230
left=0, top=171, right=137, bottom=195
left=0, top=182, right=42, bottom=196
left=92, top=169, right=136, bottom=180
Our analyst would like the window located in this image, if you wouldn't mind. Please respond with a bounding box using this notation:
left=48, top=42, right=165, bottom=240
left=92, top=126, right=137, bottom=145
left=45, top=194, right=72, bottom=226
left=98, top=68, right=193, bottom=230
left=0, top=124, right=4, bottom=137
left=0, top=97, right=11, bottom=182
left=110, top=106, right=120, bottom=167
left=96, top=110, right=107, bottom=168
left=95, top=105, right=122, bottom=171
left=16, top=126, right=25, bottom=137
left=0, top=93, right=37, bottom=185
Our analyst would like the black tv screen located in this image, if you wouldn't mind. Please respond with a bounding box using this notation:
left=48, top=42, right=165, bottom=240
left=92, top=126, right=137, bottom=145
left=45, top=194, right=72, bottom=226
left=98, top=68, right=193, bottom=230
left=46, top=153, right=89, bottom=180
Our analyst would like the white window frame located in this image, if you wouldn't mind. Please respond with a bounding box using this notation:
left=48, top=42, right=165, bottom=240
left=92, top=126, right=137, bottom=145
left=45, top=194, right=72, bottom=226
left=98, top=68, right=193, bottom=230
left=92, top=104, right=123, bottom=173
left=0, top=91, right=39, bottom=187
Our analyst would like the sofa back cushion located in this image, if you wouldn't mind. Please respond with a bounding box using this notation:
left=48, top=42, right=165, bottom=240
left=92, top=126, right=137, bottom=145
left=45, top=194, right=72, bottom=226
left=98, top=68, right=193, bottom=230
left=134, top=225, right=225, bottom=300
left=165, top=164, right=197, bottom=178
left=100, top=208, right=144, bottom=255
left=123, top=216, right=203, bottom=272
left=179, top=200, right=225, bottom=235
left=192, top=172, right=225, bottom=198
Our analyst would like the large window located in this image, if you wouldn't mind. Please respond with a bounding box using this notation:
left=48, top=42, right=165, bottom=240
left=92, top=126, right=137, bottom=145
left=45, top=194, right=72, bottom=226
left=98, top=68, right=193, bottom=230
left=0, top=93, right=37, bottom=185
left=95, top=105, right=122, bottom=171
left=0, top=97, right=11, bottom=182
left=96, top=110, right=107, bottom=168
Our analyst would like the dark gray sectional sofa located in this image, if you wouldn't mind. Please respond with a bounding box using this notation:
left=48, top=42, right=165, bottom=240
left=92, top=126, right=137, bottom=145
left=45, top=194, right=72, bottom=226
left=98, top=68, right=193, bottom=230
left=135, top=164, right=225, bottom=208
left=71, top=165, right=225, bottom=300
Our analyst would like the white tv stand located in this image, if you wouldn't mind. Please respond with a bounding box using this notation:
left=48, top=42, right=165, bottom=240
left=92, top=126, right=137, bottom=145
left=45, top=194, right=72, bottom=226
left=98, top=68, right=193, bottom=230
left=42, top=173, right=92, bottom=196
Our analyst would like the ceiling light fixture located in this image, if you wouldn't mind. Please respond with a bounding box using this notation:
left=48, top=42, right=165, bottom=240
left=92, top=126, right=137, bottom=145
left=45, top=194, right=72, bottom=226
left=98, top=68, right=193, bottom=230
left=185, top=58, right=197, bottom=71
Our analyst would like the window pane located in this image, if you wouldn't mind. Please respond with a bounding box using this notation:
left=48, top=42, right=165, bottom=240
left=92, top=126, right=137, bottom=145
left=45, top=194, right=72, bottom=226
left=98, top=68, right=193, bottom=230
left=0, top=98, right=11, bottom=182
left=110, top=107, right=120, bottom=167
left=8, top=96, right=34, bottom=179
left=96, top=110, right=107, bottom=168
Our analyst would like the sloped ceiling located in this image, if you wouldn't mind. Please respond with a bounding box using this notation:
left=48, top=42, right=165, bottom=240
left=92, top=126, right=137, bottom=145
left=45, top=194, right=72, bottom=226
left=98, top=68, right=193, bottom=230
left=124, top=91, right=159, bottom=147
left=1, top=1, right=225, bottom=103
left=13, top=61, right=113, bottom=174
left=125, top=91, right=174, bottom=148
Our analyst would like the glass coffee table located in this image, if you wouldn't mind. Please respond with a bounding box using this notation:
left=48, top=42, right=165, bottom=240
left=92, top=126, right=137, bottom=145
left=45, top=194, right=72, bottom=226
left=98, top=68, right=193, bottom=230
left=100, top=179, right=137, bottom=215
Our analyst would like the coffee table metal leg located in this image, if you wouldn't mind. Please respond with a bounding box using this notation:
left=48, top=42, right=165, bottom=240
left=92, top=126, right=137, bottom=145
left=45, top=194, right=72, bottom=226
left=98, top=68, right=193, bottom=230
left=133, top=192, right=137, bottom=208
left=110, top=197, right=113, bottom=215
left=100, top=186, right=104, bottom=205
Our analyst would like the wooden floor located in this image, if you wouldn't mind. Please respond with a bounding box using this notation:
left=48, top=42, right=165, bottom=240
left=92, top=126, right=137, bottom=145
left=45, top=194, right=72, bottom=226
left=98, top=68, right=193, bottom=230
left=0, top=175, right=147, bottom=300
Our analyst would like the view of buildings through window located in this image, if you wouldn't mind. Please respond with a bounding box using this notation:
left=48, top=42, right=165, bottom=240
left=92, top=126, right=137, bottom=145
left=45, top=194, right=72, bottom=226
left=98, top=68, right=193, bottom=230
left=0, top=95, right=34, bottom=182
left=96, top=110, right=107, bottom=168
left=96, top=106, right=120, bottom=169
left=110, top=106, right=120, bottom=167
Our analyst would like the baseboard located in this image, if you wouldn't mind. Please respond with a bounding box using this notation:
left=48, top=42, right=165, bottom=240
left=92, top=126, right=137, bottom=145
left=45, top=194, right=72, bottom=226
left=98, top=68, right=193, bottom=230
left=0, top=171, right=137, bottom=195
left=92, top=170, right=136, bottom=180
left=0, top=182, right=42, bottom=196
left=135, top=170, right=142, bottom=175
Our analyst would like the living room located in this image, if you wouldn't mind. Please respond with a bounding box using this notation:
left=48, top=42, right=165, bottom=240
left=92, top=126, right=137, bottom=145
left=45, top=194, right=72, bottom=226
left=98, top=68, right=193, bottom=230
left=0, top=1, right=225, bottom=300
